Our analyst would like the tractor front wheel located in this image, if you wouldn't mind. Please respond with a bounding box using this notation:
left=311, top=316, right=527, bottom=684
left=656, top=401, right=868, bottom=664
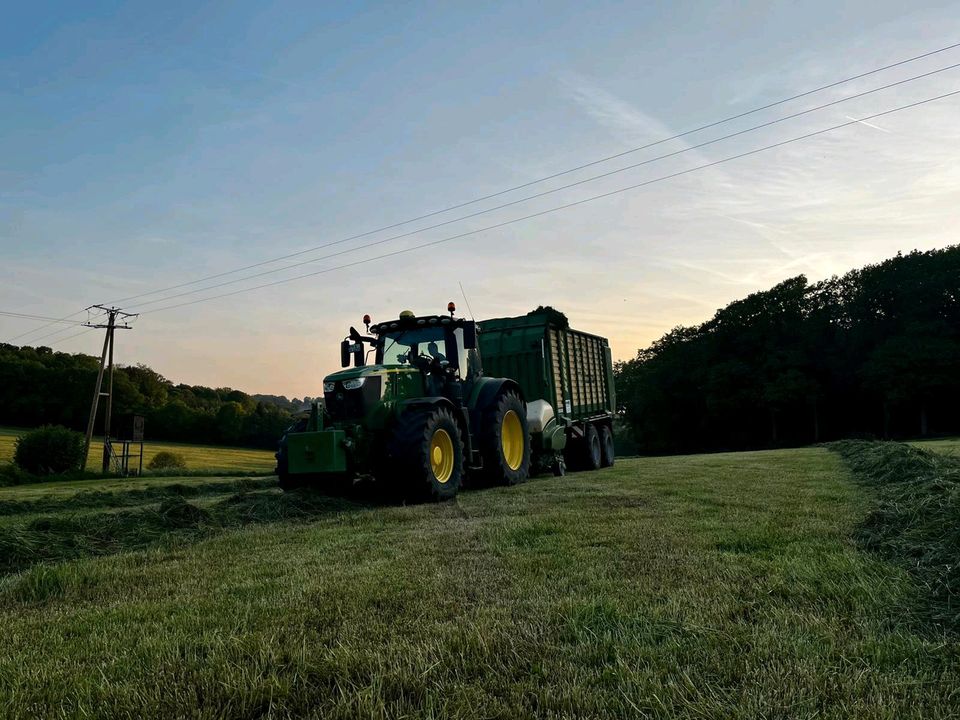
left=479, top=391, right=531, bottom=486
left=389, top=406, right=464, bottom=502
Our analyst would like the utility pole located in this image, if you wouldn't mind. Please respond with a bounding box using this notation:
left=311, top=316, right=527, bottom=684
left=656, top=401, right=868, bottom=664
left=82, top=306, right=137, bottom=472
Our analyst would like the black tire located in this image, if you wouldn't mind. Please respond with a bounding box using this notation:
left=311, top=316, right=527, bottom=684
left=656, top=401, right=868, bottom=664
left=276, top=452, right=297, bottom=491
left=278, top=473, right=299, bottom=492
left=388, top=406, right=464, bottom=501
left=478, top=391, right=530, bottom=486
left=583, top=424, right=602, bottom=471
left=600, top=425, right=615, bottom=468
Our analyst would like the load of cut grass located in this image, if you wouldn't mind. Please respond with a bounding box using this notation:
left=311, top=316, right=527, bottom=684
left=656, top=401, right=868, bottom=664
left=829, top=440, right=960, bottom=631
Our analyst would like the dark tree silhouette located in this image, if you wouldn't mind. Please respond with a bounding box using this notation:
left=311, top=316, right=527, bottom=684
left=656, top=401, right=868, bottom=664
left=0, top=345, right=302, bottom=449
left=615, top=246, right=960, bottom=454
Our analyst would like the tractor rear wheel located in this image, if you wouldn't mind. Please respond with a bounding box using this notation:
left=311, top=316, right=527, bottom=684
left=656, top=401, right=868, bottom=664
left=389, top=406, right=464, bottom=502
left=600, top=425, right=615, bottom=468
left=479, top=391, right=530, bottom=485
left=583, top=424, right=602, bottom=471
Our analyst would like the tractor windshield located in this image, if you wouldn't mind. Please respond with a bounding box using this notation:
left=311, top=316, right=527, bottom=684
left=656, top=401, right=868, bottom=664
left=379, top=327, right=451, bottom=367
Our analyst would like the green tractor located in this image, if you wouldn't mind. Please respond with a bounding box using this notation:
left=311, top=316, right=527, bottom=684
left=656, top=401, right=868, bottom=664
left=275, top=304, right=531, bottom=500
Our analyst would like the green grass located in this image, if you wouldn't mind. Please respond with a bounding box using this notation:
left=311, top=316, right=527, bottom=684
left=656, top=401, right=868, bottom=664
left=911, top=437, right=960, bottom=457
left=0, top=448, right=957, bottom=718
left=0, top=425, right=276, bottom=474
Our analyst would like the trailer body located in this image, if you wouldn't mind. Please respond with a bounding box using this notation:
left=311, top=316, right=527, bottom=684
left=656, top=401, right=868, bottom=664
left=478, top=310, right=615, bottom=470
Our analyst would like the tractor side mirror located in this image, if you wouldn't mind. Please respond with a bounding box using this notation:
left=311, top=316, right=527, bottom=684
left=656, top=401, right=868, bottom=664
left=353, top=343, right=365, bottom=367
left=462, top=321, right=477, bottom=350
left=340, top=340, right=351, bottom=368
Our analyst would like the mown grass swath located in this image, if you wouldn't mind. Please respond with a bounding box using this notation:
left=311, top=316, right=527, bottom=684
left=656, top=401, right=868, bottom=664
left=0, top=481, right=357, bottom=574
left=830, top=439, right=960, bottom=632
left=0, top=477, right=277, bottom=517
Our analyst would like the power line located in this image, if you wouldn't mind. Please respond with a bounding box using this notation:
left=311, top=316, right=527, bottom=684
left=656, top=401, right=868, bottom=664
left=109, top=40, right=960, bottom=307
left=136, top=89, right=960, bottom=316
left=18, top=309, right=108, bottom=346
left=5, top=308, right=90, bottom=343
left=43, top=328, right=98, bottom=346
left=0, top=310, right=88, bottom=325
left=125, top=61, right=960, bottom=311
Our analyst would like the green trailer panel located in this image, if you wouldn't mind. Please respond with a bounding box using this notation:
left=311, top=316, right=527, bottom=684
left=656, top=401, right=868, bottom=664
left=478, top=311, right=615, bottom=422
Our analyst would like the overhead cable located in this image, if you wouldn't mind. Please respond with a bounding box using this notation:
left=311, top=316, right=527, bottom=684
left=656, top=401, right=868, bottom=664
left=134, top=89, right=960, bottom=315
left=108, top=41, right=960, bottom=306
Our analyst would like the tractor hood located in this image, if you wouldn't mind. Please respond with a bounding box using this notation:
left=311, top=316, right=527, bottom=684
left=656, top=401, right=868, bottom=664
left=323, top=364, right=417, bottom=384
left=322, top=365, right=424, bottom=422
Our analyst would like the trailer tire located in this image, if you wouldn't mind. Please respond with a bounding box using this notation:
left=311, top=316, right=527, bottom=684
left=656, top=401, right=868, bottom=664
left=600, top=425, right=615, bottom=468
left=583, top=424, right=602, bottom=471
left=478, top=391, right=530, bottom=486
left=389, top=406, right=463, bottom=502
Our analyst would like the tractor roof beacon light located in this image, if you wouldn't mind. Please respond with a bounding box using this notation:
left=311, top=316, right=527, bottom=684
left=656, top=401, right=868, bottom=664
left=363, top=314, right=371, bottom=332
left=447, top=301, right=456, bottom=317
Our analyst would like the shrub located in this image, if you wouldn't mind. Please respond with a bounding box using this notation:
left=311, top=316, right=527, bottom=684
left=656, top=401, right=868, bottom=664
left=147, top=451, right=187, bottom=471
left=13, top=426, right=86, bottom=475
left=0, top=463, right=34, bottom=487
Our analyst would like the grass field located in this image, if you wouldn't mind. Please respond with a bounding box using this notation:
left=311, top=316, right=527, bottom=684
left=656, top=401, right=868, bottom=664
left=0, top=426, right=276, bottom=474
left=1, top=445, right=958, bottom=718
left=912, top=437, right=960, bottom=456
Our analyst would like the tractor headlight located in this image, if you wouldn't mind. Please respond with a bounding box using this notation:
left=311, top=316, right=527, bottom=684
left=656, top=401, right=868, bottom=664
left=323, top=381, right=336, bottom=393
left=341, top=378, right=366, bottom=390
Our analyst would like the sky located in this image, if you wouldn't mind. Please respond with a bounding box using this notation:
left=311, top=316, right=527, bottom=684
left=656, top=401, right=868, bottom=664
left=2, top=0, right=959, bottom=398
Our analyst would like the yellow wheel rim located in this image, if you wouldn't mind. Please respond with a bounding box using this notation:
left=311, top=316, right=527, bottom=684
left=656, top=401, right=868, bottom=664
left=430, top=428, right=454, bottom=484
left=501, top=410, right=524, bottom=471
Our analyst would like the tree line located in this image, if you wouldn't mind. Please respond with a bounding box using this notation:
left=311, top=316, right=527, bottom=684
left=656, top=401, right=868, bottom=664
left=614, top=246, right=960, bottom=454
left=0, top=345, right=314, bottom=449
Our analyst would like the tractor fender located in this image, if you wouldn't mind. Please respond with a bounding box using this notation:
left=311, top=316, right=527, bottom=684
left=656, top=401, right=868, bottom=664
left=468, top=377, right=524, bottom=412
left=467, top=377, right=524, bottom=435
left=395, top=397, right=472, bottom=459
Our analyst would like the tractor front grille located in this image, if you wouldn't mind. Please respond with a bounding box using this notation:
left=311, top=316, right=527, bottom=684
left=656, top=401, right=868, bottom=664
left=324, top=376, right=382, bottom=422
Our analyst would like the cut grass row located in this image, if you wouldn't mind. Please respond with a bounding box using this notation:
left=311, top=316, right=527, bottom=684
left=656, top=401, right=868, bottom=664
left=0, top=425, right=276, bottom=474
left=831, top=439, right=960, bottom=632
left=1, top=446, right=958, bottom=718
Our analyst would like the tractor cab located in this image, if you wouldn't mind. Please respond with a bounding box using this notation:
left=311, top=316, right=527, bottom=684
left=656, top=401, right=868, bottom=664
left=372, top=307, right=480, bottom=380
left=335, top=304, right=482, bottom=405
left=345, top=306, right=479, bottom=371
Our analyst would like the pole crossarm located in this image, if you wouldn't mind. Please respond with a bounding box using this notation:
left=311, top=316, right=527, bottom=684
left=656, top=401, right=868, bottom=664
left=82, top=305, right=138, bottom=330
